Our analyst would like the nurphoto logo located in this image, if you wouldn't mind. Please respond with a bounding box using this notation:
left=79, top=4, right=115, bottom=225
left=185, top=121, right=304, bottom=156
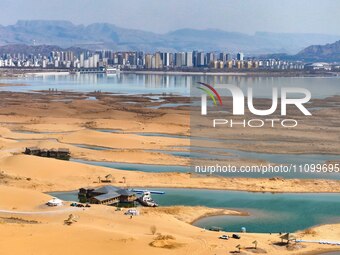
left=197, top=82, right=312, bottom=128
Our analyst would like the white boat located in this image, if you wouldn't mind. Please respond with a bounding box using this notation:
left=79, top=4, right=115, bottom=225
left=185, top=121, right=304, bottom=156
left=137, top=191, right=158, bottom=207
left=105, top=67, right=119, bottom=75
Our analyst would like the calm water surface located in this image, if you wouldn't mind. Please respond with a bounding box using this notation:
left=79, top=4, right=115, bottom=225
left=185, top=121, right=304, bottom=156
left=1, top=73, right=340, bottom=98
left=50, top=188, right=340, bottom=233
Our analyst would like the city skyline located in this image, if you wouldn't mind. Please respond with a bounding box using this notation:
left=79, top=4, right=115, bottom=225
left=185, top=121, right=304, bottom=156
left=1, top=0, right=340, bottom=35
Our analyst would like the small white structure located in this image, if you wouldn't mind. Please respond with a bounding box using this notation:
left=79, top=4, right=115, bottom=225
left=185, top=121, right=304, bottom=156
left=124, top=209, right=140, bottom=216
left=304, top=62, right=331, bottom=71
left=46, top=197, right=63, bottom=207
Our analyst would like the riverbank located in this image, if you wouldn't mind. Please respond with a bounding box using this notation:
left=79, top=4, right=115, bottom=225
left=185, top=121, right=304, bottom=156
left=2, top=67, right=339, bottom=78
left=121, top=69, right=340, bottom=77
left=0, top=185, right=339, bottom=255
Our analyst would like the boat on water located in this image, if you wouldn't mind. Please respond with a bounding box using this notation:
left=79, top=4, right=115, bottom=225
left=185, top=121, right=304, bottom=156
left=106, top=67, right=120, bottom=75
left=137, top=191, right=159, bottom=207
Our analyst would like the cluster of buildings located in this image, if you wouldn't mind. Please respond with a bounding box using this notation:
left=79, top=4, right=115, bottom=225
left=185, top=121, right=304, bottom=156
left=0, top=49, right=333, bottom=71
left=78, top=186, right=136, bottom=206
left=141, top=51, right=305, bottom=70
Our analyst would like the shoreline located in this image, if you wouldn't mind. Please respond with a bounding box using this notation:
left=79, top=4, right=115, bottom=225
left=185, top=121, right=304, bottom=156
left=121, top=69, right=339, bottom=77
left=140, top=206, right=249, bottom=225
left=1, top=68, right=339, bottom=78
left=46, top=183, right=340, bottom=195
left=1, top=185, right=339, bottom=255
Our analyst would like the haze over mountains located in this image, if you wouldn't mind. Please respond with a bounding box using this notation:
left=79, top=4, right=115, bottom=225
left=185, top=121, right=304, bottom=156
left=296, top=40, right=340, bottom=61
left=1, top=20, right=339, bottom=54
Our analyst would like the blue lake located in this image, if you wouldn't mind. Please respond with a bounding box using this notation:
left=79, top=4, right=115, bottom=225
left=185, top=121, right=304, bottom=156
left=49, top=188, right=340, bottom=233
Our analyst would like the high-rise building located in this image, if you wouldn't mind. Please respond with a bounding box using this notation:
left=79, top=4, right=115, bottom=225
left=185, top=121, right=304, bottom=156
left=197, top=52, right=205, bottom=67
left=206, top=52, right=215, bottom=66
left=175, top=52, right=185, bottom=67
left=80, top=53, right=84, bottom=67
left=154, top=52, right=162, bottom=69
left=88, top=56, right=94, bottom=68
left=237, top=52, right=244, bottom=61
left=128, top=53, right=137, bottom=66
left=93, top=54, right=99, bottom=67
left=185, top=52, right=193, bottom=67
left=161, top=52, right=171, bottom=67
left=192, top=51, right=198, bottom=67
left=218, top=52, right=227, bottom=63
left=145, top=54, right=153, bottom=69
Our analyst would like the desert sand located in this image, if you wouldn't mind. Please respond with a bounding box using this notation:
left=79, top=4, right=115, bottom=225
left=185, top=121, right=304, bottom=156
left=0, top=90, right=339, bottom=255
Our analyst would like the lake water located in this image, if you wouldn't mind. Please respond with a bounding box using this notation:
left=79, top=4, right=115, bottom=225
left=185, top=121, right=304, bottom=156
left=70, top=152, right=340, bottom=179
left=49, top=188, right=340, bottom=233
left=70, top=158, right=190, bottom=173
left=1, top=73, right=340, bottom=98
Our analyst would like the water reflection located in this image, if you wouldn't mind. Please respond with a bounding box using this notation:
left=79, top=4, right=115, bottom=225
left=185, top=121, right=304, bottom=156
left=0, top=74, right=339, bottom=98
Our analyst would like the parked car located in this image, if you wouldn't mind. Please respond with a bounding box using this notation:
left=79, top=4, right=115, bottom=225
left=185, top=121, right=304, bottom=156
left=124, top=209, right=139, bottom=216
left=232, top=234, right=241, bottom=239
left=219, top=235, right=229, bottom=240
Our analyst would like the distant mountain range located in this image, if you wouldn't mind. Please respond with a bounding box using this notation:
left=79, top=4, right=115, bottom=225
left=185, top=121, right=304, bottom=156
left=295, top=40, right=340, bottom=61
left=262, top=40, right=340, bottom=62
left=0, top=20, right=339, bottom=54
left=0, top=44, right=87, bottom=56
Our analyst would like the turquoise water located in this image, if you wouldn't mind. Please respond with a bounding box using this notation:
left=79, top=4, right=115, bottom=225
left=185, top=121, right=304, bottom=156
left=70, top=153, right=340, bottom=179
left=49, top=188, right=340, bottom=233
left=70, top=144, right=226, bottom=159
left=70, top=158, right=190, bottom=172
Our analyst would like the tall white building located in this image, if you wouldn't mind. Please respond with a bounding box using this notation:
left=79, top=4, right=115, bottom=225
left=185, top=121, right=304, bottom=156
left=185, top=52, right=193, bottom=67
left=80, top=53, right=84, bottom=67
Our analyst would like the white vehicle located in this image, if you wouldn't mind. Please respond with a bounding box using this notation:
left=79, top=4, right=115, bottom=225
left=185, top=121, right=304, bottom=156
left=219, top=235, right=229, bottom=240
left=124, top=209, right=139, bottom=216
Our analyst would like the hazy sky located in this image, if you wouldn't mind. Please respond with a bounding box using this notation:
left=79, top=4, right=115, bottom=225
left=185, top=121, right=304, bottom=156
left=0, top=0, right=339, bottom=35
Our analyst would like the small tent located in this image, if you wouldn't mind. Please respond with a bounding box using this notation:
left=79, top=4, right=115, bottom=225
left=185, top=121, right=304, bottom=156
left=46, top=197, right=63, bottom=206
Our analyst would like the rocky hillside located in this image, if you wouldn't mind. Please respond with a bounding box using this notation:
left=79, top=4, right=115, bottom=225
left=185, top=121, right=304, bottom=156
left=296, top=40, right=340, bottom=61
